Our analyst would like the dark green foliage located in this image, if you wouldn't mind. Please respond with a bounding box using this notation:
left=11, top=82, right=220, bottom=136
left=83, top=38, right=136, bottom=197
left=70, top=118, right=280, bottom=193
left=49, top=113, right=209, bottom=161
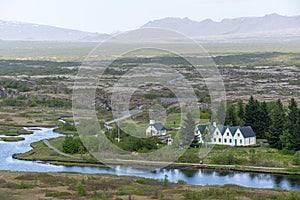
left=266, top=99, right=286, bottom=148
left=257, top=101, right=272, bottom=138
left=179, top=112, right=196, bottom=147
left=287, top=98, right=300, bottom=150
left=119, top=136, right=159, bottom=152
left=215, top=101, right=226, bottom=124
left=62, top=136, right=86, bottom=154
left=245, top=96, right=261, bottom=137
left=45, top=191, right=72, bottom=197
left=105, top=128, right=160, bottom=152
left=245, top=96, right=271, bottom=138
left=0, top=80, right=30, bottom=92
left=0, top=60, right=78, bottom=76
left=225, top=103, right=238, bottom=126
left=293, top=151, right=300, bottom=165
left=0, top=97, right=71, bottom=108
left=280, top=130, right=293, bottom=150
left=58, top=123, right=77, bottom=132
left=1, top=98, right=18, bottom=106
left=237, top=99, right=245, bottom=126
left=76, top=182, right=87, bottom=196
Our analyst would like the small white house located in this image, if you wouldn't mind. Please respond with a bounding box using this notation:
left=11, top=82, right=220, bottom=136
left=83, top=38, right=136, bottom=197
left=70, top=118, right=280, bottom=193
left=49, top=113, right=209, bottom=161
left=195, top=123, right=256, bottom=146
left=146, top=119, right=167, bottom=136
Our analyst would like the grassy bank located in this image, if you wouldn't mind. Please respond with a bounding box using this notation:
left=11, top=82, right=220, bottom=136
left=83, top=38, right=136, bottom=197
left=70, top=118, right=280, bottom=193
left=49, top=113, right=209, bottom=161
left=0, top=137, right=25, bottom=142
left=13, top=137, right=104, bottom=167
left=14, top=136, right=300, bottom=175
left=0, top=170, right=299, bottom=200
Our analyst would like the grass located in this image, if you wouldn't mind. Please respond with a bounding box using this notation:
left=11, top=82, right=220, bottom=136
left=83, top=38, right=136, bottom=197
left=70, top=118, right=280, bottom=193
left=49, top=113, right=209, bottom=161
left=0, top=137, right=25, bottom=142
left=14, top=134, right=300, bottom=174
left=0, top=171, right=299, bottom=200
left=13, top=137, right=103, bottom=167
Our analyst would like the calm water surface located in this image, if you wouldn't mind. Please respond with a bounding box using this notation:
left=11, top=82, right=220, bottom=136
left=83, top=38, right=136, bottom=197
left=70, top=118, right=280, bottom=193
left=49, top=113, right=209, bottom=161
left=0, top=127, right=299, bottom=190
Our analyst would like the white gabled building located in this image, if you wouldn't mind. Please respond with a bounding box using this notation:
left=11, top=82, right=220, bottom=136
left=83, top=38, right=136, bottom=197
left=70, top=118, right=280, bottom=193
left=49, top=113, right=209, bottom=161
left=146, top=119, right=167, bottom=136
left=195, top=124, right=256, bottom=146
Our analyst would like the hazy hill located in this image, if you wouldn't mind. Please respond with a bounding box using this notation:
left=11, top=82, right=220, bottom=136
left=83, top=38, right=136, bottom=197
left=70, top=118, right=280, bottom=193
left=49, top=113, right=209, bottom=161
left=142, top=13, right=300, bottom=37
left=0, top=20, right=110, bottom=41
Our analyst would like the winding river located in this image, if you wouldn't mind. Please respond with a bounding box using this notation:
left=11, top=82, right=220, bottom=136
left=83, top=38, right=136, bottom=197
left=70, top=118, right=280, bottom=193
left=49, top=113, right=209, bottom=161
left=0, top=127, right=300, bottom=190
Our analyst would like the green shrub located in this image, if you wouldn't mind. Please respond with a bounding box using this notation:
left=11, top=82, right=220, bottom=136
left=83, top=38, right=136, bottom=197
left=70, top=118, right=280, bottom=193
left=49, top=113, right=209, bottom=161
left=293, top=151, right=300, bottom=165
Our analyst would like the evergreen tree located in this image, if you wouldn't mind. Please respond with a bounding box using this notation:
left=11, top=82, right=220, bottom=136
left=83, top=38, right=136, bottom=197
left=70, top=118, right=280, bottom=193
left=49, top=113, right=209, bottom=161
left=225, top=103, right=238, bottom=126
left=287, top=98, right=300, bottom=150
left=257, top=101, right=271, bottom=138
left=280, top=130, right=293, bottom=150
left=216, top=101, right=226, bottom=124
left=179, top=112, right=196, bottom=147
left=245, top=96, right=262, bottom=138
left=237, top=99, right=245, bottom=126
left=266, top=99, right=285, bottom=148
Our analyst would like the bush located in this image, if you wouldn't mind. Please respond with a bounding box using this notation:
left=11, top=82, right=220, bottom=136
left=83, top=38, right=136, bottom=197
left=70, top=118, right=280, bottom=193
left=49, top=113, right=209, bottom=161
left=62, top=136, right=86, bottom=154
left=293, top=151, right=300, bottom=165
left=211, top=153, right=241, bottom=165
left=177, top=179, right=186, bottom=184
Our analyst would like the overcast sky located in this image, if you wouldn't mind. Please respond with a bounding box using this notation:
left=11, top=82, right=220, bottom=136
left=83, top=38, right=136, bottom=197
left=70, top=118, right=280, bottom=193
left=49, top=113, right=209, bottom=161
left=0, top=0, right=299, bottom=33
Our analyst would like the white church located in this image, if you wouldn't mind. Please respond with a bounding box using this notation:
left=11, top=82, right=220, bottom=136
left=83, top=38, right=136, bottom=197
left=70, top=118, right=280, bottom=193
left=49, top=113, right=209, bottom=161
left=146, top=119, right=167, bottom=136
left=195, top=123, right=256, bottom=146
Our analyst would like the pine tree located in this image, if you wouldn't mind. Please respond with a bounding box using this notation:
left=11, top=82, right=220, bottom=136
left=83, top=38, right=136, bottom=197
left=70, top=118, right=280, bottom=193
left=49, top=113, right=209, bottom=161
left=216, top=101, right=226, bottom=124
left=225, top=103, right=237, bottom=126
left=287, top=98, right=300, bottom=150
left=245, top=96, right=262, bottom=138
left=257, top=101, right=271, bottom=139
left=237, top=99, right=245, bottom=126
left=179, top=112, right=196, bottom=147
left=266, top=99, right=286, bottom=148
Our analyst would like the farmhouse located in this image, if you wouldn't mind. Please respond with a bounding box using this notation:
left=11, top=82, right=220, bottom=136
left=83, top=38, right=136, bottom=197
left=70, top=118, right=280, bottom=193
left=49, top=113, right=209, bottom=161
left=146, top=119, right=167, bottom=136
left=195, top=123, right=256, bottom=146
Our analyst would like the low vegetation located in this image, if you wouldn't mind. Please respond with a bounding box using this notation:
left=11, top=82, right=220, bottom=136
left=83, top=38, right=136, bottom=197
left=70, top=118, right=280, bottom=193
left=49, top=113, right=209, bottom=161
left=0, top=136, right=25, bottom=142
left=0, top=171, right=299, bottom=200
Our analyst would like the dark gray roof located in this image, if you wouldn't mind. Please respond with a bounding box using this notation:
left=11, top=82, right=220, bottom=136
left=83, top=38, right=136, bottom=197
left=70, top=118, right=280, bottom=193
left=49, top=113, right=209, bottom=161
left=240, top=126, right=256, bottom=138
left=220, top=126, right=229, bottom=136
left=197, top=124, right=208, bottom=132
left=153, top=123, right=166, bottom=131
left=229, top=126, right=241, bottom=136
left=196, top=124, right=256, bottom=138
left=197, top=124, right=216, bottom=133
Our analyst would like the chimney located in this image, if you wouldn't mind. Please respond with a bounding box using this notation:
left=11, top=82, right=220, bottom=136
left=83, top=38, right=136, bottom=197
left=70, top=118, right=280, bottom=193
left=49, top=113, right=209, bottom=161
left=150, top=119, right=155, bottom=125
left=212, top=121, right=217, bottom=127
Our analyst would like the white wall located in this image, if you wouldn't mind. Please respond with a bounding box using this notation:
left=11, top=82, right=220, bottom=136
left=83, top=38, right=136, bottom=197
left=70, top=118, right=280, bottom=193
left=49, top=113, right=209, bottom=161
left=146, top=125, right=158, bottom=136
left=222, top=128, right=233, bottom=145
left=233, top=129, right=245, bottom=146
left=212, top=128, right=223, bottom=145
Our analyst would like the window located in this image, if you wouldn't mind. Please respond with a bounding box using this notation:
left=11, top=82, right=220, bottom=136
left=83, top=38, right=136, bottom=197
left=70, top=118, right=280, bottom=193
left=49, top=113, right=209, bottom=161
left=229, top=139, right=232, bottom=143
left=238, top=133, right=240, bottom=137
left=219, top=138, right=221, bottom=143
left=227, top=132, right=229, bottom=136
left=224, top=139, right=227, bottom=143
left=240, top=139, right=242, bottom=144
left=216, top=132, right=219, bottom=135
left=214, top=138, right=216, bottom=142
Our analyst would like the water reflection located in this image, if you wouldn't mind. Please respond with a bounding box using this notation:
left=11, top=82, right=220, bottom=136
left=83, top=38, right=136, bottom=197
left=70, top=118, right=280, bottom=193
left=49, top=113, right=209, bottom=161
left=0, top=127, right=299, bottom=190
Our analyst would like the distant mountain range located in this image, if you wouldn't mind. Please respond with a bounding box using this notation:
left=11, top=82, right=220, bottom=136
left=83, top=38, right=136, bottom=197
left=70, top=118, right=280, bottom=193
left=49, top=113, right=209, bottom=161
left=142, top=13, right=300, bottom=38
left=0, top=13, right=299, bottom=41
left=0, top=20, right=110, bottom=41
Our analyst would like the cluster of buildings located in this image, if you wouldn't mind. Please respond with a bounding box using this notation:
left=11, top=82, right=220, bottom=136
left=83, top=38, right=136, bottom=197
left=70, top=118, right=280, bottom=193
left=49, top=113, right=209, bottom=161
left=146, top=120, right=256, bottom=146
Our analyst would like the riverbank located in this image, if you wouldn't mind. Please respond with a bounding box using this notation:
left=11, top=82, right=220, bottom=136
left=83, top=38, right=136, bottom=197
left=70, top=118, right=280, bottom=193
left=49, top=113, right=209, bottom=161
left=14, top=142, right=300, bottom=176
left=13, top=135, right=300, bottom=176
left=0, top=170, right=299, bottom=200
left=0, top=136, right=25, bottom=142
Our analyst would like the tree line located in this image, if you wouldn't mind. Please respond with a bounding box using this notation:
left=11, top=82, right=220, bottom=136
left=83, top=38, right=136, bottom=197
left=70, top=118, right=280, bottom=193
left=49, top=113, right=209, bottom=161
left=220, top=96, right=300, bottom=151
